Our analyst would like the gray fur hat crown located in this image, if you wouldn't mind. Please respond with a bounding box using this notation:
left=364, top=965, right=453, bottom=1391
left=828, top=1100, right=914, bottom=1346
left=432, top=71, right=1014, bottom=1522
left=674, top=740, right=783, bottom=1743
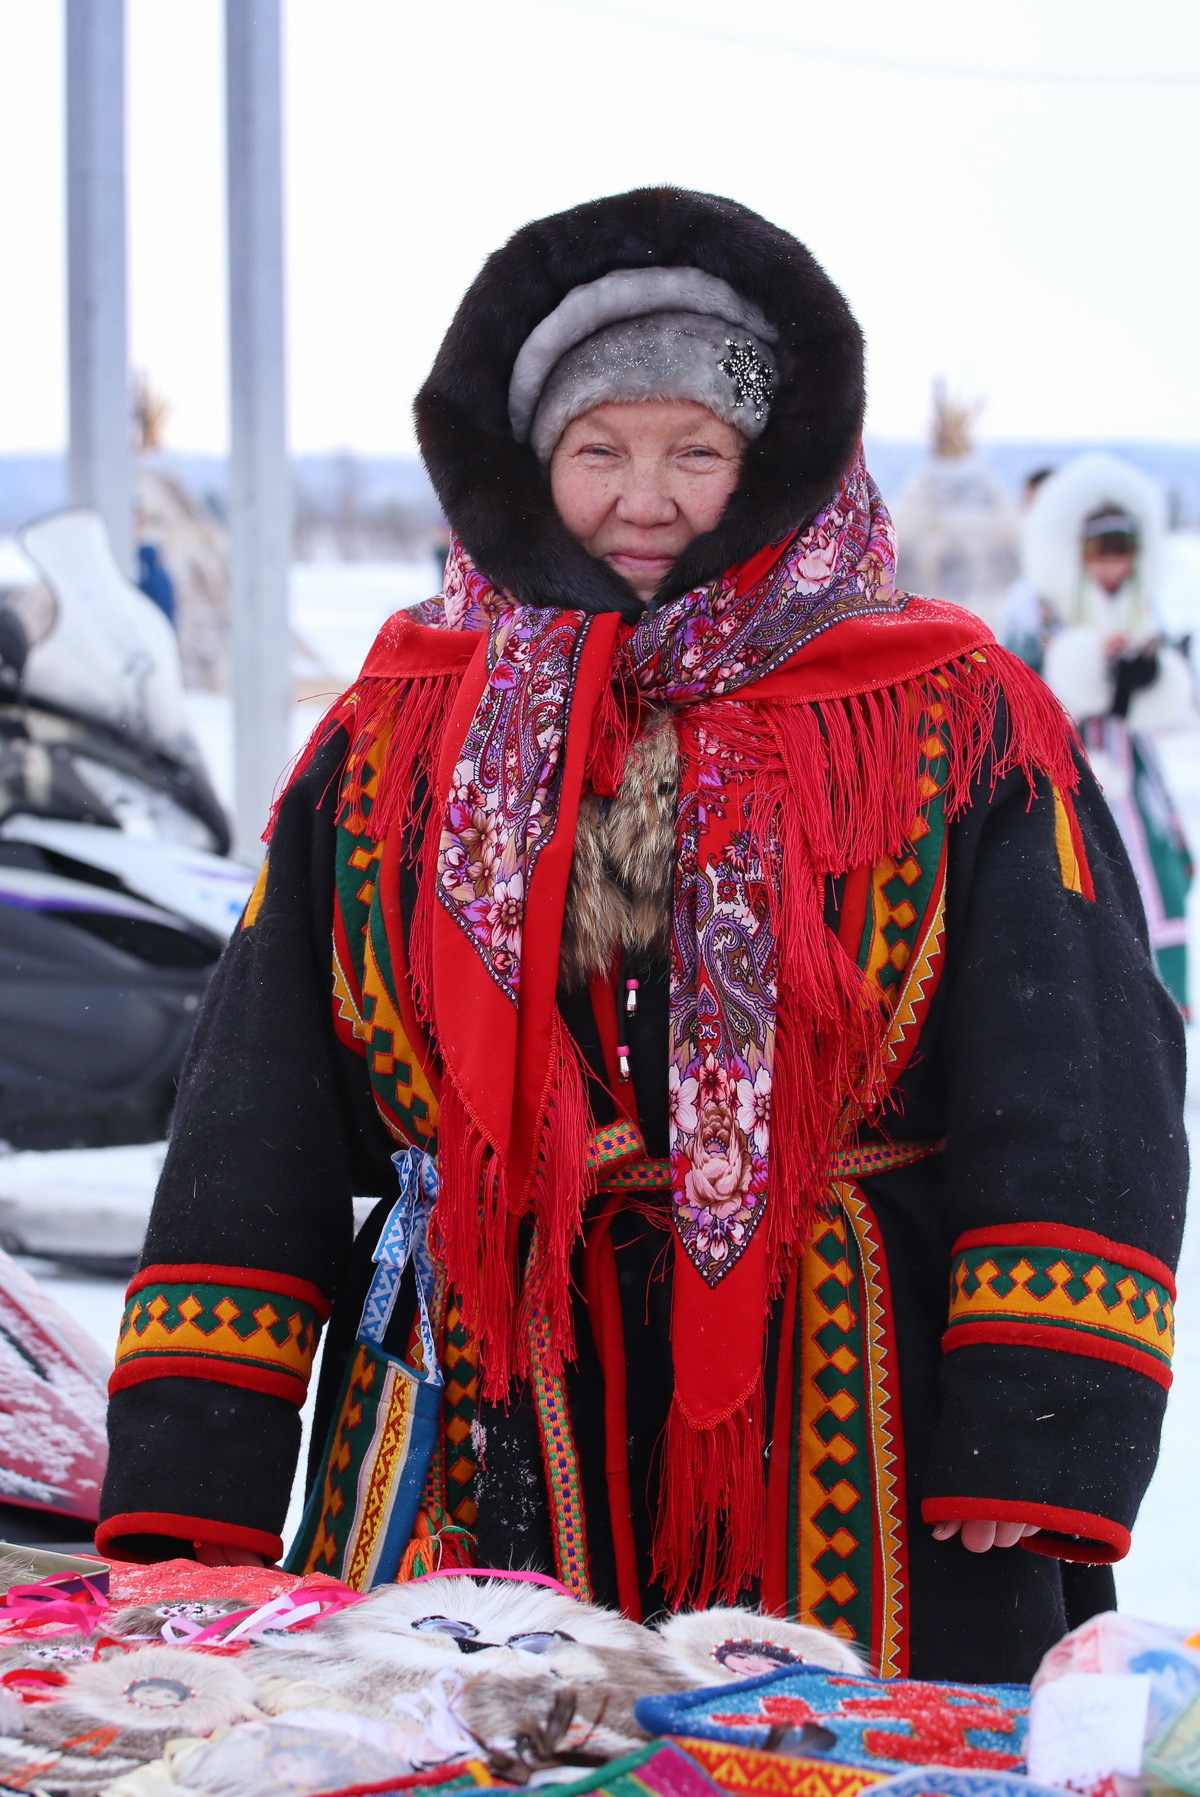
left=508, top=266, right=780, bottom=463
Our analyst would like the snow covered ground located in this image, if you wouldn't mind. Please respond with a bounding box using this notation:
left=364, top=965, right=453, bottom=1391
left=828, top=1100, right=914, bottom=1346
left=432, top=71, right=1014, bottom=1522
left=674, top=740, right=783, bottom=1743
left=3, top=555, right=1199, bottom=1623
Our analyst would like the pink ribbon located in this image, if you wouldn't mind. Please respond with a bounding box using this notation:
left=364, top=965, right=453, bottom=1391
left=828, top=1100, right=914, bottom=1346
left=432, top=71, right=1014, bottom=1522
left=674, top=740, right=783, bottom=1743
left=0, top=1578, right=112, bottom=1637
left=160, top=1579, right=364, bottom=1647
left=408, top=1567, right=579, bottom=1599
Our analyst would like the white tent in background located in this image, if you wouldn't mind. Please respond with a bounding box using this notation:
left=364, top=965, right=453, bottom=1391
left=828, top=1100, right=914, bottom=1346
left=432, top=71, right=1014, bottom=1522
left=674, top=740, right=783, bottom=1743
left=892, top=384, right=1021, bottom=635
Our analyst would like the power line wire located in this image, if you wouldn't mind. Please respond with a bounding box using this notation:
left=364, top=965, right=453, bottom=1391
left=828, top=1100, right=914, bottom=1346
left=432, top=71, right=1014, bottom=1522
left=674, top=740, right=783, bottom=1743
left=535, top=0, right=1200, bottom=85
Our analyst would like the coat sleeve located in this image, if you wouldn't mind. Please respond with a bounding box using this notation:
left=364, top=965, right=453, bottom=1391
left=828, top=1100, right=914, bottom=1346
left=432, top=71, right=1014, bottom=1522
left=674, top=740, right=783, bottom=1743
left=97, top=731, right=397, bottom=1563
left=921, top=750, right=1188, bottom=1562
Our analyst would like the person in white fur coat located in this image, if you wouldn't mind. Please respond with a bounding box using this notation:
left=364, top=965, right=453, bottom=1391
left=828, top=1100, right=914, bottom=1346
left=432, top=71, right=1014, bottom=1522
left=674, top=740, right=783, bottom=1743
left=1007, top=452, right=1193, bottom=1009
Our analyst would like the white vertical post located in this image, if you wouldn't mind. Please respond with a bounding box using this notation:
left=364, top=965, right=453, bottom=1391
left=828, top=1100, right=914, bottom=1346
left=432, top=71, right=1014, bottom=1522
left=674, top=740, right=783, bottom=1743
left=66, top=0, right=132, bottom=577
left=225, top=0, right=291, bottom=862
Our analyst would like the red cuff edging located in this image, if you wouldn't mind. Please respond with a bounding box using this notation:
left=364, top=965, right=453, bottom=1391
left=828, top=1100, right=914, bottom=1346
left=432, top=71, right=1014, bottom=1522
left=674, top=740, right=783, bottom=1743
left=126, top=1262, right=331, bottom=1317
left=949, top=1224, right=1175, bottom=1296
left=95, top=1511, right=283, bottom=1564
left=108, top=1356, right=309, bottom=1406
left=941, top=1318, right=1172, bottom=1389
left=922, top=1497, right=1130, bottom=1564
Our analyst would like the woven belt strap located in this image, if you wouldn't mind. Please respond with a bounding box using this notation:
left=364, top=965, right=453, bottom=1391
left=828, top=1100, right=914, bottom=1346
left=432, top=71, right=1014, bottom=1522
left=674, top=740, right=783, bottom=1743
left=586, top=1122, right=942, bottom=1193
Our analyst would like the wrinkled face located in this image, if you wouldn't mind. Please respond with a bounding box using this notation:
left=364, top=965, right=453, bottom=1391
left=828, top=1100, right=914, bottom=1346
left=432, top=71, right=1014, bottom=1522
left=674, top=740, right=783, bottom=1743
left=549, top=400, right=744, bottom=603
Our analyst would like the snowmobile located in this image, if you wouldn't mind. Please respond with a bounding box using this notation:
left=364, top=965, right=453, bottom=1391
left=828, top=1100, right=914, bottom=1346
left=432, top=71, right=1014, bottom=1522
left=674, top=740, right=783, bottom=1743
left=0, top=510, right=255, bottom=1151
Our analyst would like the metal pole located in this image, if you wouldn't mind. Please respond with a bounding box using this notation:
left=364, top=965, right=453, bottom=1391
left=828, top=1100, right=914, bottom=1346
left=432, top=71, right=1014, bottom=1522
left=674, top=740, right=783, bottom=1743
left=225, top=0, right=291, bottom=861
left=66, top=0, right=132, bottom=576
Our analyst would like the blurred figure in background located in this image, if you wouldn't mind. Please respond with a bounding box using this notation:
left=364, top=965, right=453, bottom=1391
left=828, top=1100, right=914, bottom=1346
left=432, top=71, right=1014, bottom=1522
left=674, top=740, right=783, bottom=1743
left=1008, top=453, right=1194, bottom=1010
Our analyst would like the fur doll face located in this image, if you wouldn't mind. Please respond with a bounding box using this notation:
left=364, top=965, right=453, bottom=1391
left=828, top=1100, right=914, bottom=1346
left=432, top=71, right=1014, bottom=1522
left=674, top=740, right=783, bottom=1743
left=550, top=401, right=744, bottom=602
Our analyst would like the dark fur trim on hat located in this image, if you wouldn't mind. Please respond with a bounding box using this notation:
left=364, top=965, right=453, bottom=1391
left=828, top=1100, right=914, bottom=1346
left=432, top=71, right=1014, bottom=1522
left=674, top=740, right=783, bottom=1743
left=415, top=187, right=864, bottom=621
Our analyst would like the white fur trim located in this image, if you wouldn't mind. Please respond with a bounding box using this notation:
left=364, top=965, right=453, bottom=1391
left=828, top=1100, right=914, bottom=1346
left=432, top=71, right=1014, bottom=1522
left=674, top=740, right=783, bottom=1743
left=509, top=266, right=778, bottom=442
left=529, top=311, right=775, bottom=462
left=1022, top=453, right=1167, bottom=621
left=1127, top=643, right=1196, bottom=731
left=654, top=1606, right=863, bottom=1682
left=1042, top=626, right=1112, bottom=723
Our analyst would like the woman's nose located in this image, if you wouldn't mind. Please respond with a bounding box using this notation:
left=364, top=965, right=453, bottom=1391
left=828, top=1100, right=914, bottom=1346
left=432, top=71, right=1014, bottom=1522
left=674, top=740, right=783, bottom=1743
left=615, top=463, right=677, bottom=528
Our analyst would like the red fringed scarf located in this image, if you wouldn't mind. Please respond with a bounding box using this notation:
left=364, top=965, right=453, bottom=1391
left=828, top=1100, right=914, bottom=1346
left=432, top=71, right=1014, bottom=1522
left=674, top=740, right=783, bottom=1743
left=277, top=454, right=1078, bottom=1607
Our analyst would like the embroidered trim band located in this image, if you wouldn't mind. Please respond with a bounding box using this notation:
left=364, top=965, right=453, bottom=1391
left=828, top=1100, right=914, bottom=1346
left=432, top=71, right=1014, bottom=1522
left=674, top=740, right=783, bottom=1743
left=945, top=1228, right=1174, bottom=1388
left=111, top=1265, right=330, bottom=1405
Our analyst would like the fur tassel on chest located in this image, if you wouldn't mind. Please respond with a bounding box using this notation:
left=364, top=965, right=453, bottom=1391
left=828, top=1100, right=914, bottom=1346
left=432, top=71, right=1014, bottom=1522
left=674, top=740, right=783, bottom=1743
left=559, top=709, right=679, bottom=992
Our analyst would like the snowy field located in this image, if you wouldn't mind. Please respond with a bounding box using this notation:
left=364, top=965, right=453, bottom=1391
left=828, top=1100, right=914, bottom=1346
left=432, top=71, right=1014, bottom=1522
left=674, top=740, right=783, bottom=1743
left=2, top=556, right=1199, bottom=1621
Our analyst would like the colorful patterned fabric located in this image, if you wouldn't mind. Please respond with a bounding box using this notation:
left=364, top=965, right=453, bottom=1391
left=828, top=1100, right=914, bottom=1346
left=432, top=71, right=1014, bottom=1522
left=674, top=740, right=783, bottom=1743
left=672, top=1736, right=887, bottom=1797
left=289, top=1147, right=446, bottom=1588
left=866, top=1773, right=1067, bottom=1797
left=286, top=1338, right=441, bottom=1587
left=945, top=1225, right=1176, bottom=1388
left=636, top=1668, right=1029, bottom=1775
left=525, top=1740, right=725, bottom=1797
left=764, top=1177, right=912, bottom=1671
left=111, top=1265, right=328, bottom=1405
left=527, top=1265, right=592, bottom=1600
left=441, top=1293, right=480, bottom=1531
left=332, top=780, right=440, bottom=1150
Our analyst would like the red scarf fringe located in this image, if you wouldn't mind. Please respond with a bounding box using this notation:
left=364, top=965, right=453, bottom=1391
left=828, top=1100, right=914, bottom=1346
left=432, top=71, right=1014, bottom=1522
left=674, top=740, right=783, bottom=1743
left=653, top=1381, right=766, bottom=1611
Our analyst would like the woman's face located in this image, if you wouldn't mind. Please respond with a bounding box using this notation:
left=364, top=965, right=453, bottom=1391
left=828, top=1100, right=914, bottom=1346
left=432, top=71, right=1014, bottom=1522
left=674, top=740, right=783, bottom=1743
left=1083, top=544, right=1136, bottom=596
left=549, top=400, right=744, bottom=603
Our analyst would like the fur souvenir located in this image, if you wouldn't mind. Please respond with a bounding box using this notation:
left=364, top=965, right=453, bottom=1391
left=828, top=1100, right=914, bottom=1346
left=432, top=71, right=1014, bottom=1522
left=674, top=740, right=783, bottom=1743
left=103, top=1716, right=417, bottom=1797
left=21, top=1645, right=261, bottom=1759
left=656, top=1610, right=863, bottom=1684
left=250, top=1573, right=677, bottom=1722
left=107, top=1600, right=250, bottom=1640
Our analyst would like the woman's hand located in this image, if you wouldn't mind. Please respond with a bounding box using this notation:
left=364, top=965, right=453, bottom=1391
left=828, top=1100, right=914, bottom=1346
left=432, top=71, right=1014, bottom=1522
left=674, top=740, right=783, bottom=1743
left=193, top=1541, right=271, bottom=1567
left=932, top=1519, right=1040, bottom=1553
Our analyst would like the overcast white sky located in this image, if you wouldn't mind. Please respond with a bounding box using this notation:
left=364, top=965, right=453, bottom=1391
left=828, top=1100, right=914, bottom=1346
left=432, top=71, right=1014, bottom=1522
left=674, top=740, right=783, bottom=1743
left=1, top=0, right=1198, bottom=455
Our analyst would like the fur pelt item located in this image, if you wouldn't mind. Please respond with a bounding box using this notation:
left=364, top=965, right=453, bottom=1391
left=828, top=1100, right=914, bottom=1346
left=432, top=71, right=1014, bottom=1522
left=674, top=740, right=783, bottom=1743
left=104, top=1716, right=413, bottom=1797
left=248, top=1574, right=671, bottom=1724
left=25, top=1645, right=261, bottom=1745
left=559, top=709, right=678, bottom=990
left=655, top=1608, right=863, bottom=1684
left=416, top=187, right=864, bottom=620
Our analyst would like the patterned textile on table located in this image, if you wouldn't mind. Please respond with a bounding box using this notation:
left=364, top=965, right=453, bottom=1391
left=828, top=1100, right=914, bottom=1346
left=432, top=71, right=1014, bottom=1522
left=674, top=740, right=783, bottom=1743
left=636, top=1668, right=1030, bottom=1775
left=671, top=1736, right=888, bottom=1797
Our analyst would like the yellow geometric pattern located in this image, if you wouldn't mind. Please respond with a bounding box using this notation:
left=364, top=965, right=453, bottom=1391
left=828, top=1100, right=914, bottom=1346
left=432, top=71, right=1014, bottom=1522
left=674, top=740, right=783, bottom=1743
left=114, top=1277, right=322, bottom=1398
left=948, top=1244, right=1174, bottom=1368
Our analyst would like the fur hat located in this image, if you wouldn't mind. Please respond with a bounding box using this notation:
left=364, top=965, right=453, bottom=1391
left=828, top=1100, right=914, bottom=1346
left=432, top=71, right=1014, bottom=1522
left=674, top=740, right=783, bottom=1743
left=507, top=265, right=779, bottom=461
left=416, top=186, right=864, bottom=621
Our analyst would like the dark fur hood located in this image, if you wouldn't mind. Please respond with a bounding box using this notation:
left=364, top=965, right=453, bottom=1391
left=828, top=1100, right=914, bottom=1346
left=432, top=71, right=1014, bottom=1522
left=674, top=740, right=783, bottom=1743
left=415, top=187, right=865, bottom=621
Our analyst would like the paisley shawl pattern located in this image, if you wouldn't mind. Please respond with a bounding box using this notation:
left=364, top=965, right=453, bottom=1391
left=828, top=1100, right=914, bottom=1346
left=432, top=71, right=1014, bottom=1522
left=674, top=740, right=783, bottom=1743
left=437, top=609, right=591, bottom=1001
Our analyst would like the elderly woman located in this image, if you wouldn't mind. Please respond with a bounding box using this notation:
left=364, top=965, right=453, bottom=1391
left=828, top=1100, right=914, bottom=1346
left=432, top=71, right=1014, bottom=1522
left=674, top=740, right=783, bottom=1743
left=100, top=190, right=1185, bottom=1684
